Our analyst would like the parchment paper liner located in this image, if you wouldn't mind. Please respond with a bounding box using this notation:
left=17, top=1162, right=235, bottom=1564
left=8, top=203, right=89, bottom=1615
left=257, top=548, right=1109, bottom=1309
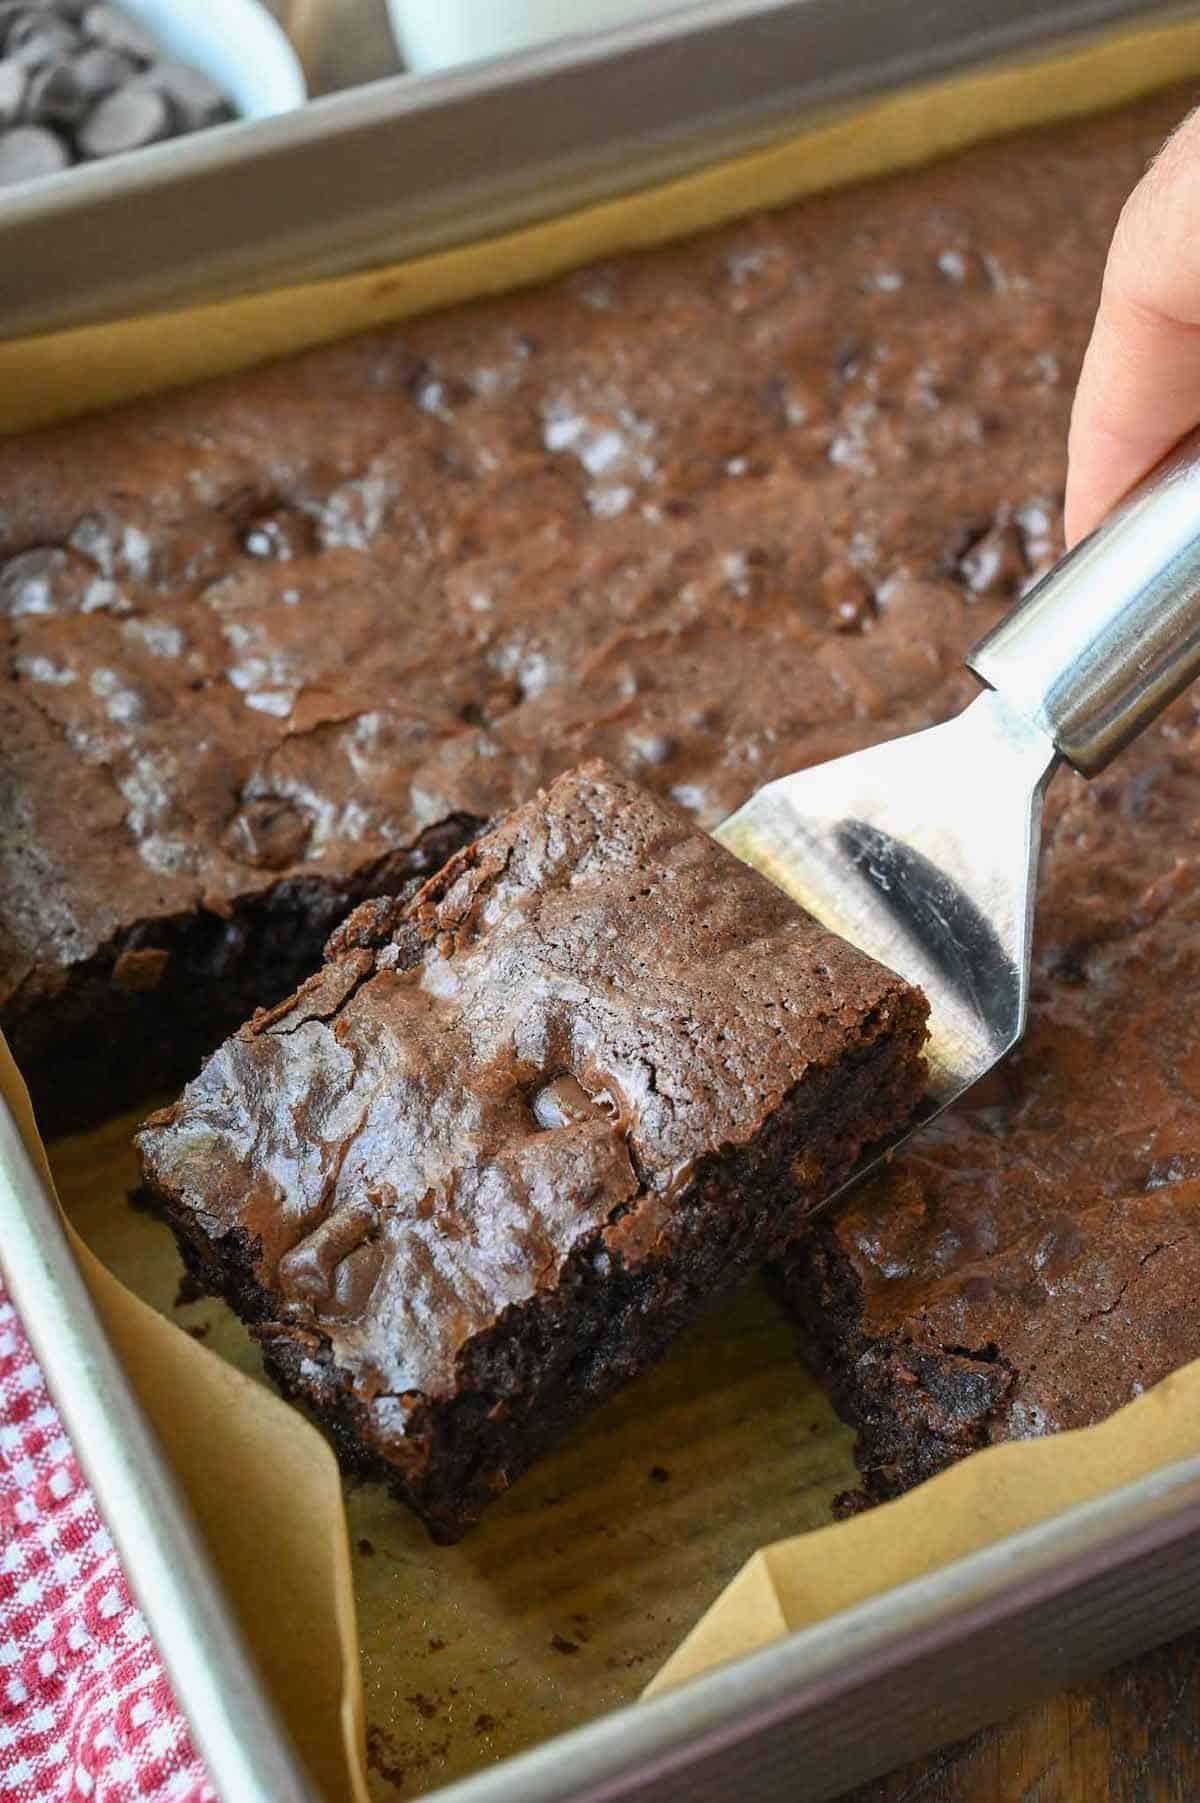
left=7, top=13, right=1200, bottom=1796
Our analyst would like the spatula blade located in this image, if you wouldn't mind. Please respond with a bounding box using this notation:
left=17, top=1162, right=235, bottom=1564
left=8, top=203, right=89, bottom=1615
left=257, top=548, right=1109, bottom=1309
left=715, top=690, right=1058, bottom=1162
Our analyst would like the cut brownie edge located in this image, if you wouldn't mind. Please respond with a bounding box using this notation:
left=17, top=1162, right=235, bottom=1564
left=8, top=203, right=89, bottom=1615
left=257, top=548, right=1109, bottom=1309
left=155, top=1002, right=927, bottom=1541
left=12, top=811, right=484, bottom=1138
left=767, top=1225, right=1015, bottom=1510
left=137, top=762, right=928, bottom=1538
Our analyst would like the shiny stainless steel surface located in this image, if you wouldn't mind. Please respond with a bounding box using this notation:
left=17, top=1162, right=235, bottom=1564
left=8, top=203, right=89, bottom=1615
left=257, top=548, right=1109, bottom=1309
left=717, top=690, right=1058, bottom=1190
left=0, top=1099, right=321, bottom=1803
left=969, top=423, right=1200, bottom=772
left=720, top=685, right=1045, bottom=1103
left=0, top=0, right=1177, bottom=333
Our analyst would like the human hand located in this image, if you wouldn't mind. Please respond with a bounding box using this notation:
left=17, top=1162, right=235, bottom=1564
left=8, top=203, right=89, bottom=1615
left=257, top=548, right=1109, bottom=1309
left=1066, top=106, right=1200, bottom=547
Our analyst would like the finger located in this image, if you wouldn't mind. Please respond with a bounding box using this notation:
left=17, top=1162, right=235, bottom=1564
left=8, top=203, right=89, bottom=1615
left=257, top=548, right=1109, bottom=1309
left=1065, top=105, right=1200, bottom=547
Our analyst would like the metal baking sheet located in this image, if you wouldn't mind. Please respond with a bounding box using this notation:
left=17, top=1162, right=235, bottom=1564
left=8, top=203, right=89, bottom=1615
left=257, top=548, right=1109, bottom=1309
left=0, top=0, right=1186, bottom=335
left=6, top=4, right=1200, bottom=1801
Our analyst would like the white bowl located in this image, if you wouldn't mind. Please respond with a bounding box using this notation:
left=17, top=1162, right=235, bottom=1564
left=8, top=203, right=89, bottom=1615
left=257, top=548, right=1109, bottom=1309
left=123, top=0, right=307, bottom=119
left=387, top=0, right=658, bottom=76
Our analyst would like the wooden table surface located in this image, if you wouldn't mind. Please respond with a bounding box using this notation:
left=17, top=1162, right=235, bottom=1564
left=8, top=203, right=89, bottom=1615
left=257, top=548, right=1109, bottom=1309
left=843, top=1635, right=1200, bottom=1803
left=267, top=8, right=1200, bottom=1798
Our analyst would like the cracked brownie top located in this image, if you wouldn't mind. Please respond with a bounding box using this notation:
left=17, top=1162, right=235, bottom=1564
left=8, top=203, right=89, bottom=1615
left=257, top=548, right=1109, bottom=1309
left=5, top=79, right=1200, bottom=1487
left=1, top=88, right=1106, bottom=1022
left=136, top=762, right=927, bottom=1405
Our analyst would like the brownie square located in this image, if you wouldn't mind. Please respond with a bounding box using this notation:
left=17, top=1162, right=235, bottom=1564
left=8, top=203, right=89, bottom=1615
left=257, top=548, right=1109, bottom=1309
left=136, top=762, right=927, bottom=1538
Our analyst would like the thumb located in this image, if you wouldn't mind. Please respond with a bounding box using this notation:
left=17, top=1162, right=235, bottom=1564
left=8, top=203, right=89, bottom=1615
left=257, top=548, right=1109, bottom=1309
left=1066, top=104, right=1200, bottom=547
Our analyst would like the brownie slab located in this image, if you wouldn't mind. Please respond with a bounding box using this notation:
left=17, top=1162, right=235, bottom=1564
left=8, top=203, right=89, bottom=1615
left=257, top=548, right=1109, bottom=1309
left=136, top=763, right=928, bottom=1538
left=1, top=89, right=1182, bottom=1134
left=8, top=81, right=1200, bottom=1517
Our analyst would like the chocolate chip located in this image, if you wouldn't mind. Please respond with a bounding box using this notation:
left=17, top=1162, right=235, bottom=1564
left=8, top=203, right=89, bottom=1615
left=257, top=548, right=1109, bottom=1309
left=240, top=506, right=316, bottom=561
left=957, top=520, right=1025, bottom=598
left=0, top=121, right=68, bottom=184
left=820, top=560, right=876, bottom=633
left=70, top=41, right=133, bottom=97
left=76, top=81, right=168, bottom=157
left=0, top=58, right=24, bottom=123
left=80, top=1, right=156, bottom=61
left=111, top=945, right=169, bottom=993
left=0, top=5, right=28, bottom=52
left=6, top=13, right=78, bottom=64
left=20, top=0, right=89, bottom=19
left=0, top=2, right=238, bottom=173
left=627, top=729, right=676, bottom=768
left=530, top=1074, right=602, bottom=1129
left=131, top=57, right=230, bottom=131
left=25, top=58, right=86, bottom=123
left=222, top=795, right=313, bottom=870
left=0, top=545, right=79, bottom=614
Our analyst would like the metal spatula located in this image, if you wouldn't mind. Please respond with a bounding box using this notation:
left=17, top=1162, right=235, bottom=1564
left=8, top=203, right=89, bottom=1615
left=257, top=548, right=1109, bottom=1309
left=717, top=427, right=1200, bottom=1198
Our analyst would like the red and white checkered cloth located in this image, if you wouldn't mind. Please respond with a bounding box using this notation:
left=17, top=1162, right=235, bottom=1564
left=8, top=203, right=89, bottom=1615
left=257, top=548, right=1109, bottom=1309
left=0, top=1282, right=213, bottom=1803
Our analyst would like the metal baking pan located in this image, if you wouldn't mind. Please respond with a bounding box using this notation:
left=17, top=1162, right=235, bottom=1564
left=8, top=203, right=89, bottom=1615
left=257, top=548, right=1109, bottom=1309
left=5, top=3, right=1200, bottom=1799
left=0, top=0, right=1188, bottom=333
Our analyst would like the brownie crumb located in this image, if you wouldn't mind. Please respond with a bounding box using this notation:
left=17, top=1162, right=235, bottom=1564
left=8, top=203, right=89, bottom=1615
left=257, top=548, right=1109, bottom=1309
left=112, top=946, right=170, bottom=994
left=427, top=1636, right=447, bottom=1653
left=648, top=1465, right=671, bottom=1483
left=473, top=1713, right=496, bottom=1736
left=366, top=1724, right=423, bottom=1787
left=551, top=1635, right=580, bottom=1656
left=356, top=1537, right=375, bottom=1557
left=605, top=1650, right=657, bottom=1670
left=173, top=1269, right=205, bottom=1308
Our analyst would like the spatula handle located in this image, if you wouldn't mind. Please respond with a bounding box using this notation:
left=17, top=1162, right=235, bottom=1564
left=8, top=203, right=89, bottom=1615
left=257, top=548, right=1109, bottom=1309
left=966, top=425, right=1200, bottom=775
